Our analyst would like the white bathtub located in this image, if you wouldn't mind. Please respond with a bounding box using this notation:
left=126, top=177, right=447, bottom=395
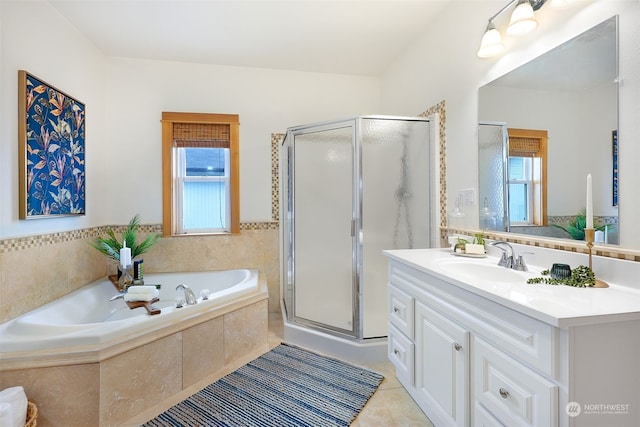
left=0, top=269, right=259, bottom=354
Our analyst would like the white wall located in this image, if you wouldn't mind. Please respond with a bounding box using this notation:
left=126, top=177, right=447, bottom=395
left=103, top=58, right=380, bottom=224
left=0, top=1, right=380, bottom=237
left=0, top=1, right=107, bottom=237
left=381, top=0, right=640, bottom=249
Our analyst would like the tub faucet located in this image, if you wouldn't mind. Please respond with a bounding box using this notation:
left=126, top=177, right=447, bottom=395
left=491, top=241, right=516, bottom=269
left=176, top=284, right=197, bottom=305
left=109, top=292, right=125, bottom=301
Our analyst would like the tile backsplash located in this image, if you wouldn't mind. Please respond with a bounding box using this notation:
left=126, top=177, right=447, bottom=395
left=0, top=222, right=279, bottom=323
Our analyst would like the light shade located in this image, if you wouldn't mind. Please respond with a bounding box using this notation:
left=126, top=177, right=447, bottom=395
left=477, top=21, right=505, bottom=58
left=507, top=0, right=538, bottom=36
left=549, top=0, right=579, bottom=8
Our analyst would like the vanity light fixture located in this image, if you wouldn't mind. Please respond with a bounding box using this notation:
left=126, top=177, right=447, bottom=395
left=477, top=20, right=505, bottom=58
left=477, top=0, right=548, bottom=58
left=549, top=0, right=580, bottom=8
left=507, top=0, right=538, bottom=36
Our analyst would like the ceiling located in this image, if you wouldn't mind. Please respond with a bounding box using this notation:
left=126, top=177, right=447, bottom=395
left=48, top=0, right=450, bottom=77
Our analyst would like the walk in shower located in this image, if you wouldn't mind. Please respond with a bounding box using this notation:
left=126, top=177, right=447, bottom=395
left=280, top=116, right=435, bottom=362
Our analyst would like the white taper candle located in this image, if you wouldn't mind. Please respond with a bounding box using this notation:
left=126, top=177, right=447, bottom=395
left=120, top=240, right=132, bottom=267
left=586, top=173, right=593, bottom=229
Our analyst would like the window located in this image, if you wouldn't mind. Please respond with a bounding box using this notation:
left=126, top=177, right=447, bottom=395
left=507, top=128, right=547, bottom=227
left=508, top=157, right=532, bottom=224
left=162, top=112, right=240, bottom=236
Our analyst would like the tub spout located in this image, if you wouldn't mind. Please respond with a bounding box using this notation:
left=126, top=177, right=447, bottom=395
left=109, top=292, right=125, bottom=301
left=176, top=284, right=197, bottom=305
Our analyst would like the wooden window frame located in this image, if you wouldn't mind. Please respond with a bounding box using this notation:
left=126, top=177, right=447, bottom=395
left=161, top=112, right=240, bottom=236
left=508, top=128, right=548, bottom=226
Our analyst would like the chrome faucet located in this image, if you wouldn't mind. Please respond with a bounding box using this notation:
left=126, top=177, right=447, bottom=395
left=491, top=241, right=515, bottom=269
left=176, top=284, right=197, bottom=305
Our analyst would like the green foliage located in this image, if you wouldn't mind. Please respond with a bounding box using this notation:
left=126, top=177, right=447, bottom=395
left=551, top=209, right=612, bottom=240
left=526, top=265, right=595, bottom=287
left=473, top=233, right=486, bottom=245
left=89, top=214, right=161, bottom=261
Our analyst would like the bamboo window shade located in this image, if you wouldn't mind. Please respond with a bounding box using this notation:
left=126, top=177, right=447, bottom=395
left=172, top=123, right=231, bottom=148
left=509, top=136, right=541, bottom=157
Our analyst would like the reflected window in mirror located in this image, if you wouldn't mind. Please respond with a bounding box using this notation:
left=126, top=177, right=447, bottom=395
left=477, top=16, right=618, bottom=245
left=508, top=128, right=547, bottom=228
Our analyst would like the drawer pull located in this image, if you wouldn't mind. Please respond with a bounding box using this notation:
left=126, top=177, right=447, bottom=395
left=393, top=349, right=400, bottom=356
left=454, top=343, right=462, bottom=351
left=393, top=306, right=400, bottom=313
left=499, top=388, right=509, bottom=399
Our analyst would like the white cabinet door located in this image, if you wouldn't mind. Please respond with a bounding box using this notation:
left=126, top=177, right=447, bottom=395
left=415, top=301, right=469, bottom=427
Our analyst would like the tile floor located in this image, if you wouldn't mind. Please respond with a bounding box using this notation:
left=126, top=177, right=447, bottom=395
left=267, top=314, right=435, bottom=427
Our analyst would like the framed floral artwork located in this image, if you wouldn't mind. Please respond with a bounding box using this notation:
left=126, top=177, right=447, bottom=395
left=18, top=70, right=85, bottom=219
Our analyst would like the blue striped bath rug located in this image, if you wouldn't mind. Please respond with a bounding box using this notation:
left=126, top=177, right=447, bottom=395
left=142, top=343, right=384, bottom=426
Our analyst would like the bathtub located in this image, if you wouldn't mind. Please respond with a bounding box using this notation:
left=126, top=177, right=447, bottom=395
left=0, top=269, right=259, bottom=354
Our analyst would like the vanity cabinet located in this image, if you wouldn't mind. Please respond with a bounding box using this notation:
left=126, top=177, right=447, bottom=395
left=414, top=300, right=468, bottom=426
left=386, top=253, right=640, bottom=427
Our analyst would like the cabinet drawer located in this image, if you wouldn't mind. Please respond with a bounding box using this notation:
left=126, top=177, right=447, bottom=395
left=473, top=337, right=558, bottom=427
left=388, top=324, right=414, bottom=386
left=388, top=285, right=414, bottom=338
left=474, top=402, right=504, bottom=427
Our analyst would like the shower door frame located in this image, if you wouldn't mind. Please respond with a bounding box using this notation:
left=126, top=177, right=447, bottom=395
left=478, top=121, right=510, bottom=232
left=284, top=118, right=361, bottom=339
left=283, top=115, right=434, bottom=341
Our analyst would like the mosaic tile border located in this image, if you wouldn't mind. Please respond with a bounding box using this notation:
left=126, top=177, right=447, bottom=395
left=0, top=222, right=278, bottom=253
left=418, top=100, right=447, bottom=241
left=446, top=227, right=640, bottom=262
left=271, top=133, right=285, bottom=223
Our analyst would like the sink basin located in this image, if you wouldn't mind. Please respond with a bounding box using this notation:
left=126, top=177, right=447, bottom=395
left=437, top=258, right=532, bottom=283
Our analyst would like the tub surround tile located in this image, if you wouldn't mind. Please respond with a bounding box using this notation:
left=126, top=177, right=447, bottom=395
left=0, top=226, right=280, bottom=323
left=182, top=317, right=225, bottom=389
left=0, top=363, right=100, bottom=427
left=224, top=300, right=269, bottom=365
left=100, top=334, right=183, bottom=426
left=121, top=344, right=271, bottom=427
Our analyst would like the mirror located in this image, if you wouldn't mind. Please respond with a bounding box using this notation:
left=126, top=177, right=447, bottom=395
left=478, top=16, right=619, bottom=245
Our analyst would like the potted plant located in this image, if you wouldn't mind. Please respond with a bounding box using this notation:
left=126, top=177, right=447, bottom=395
left=90, top=214, right=161, bottom=262
left=551, top=209, right=613, bottom=240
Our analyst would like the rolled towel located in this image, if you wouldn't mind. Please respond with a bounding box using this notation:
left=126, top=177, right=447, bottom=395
left=0, top=402, right=13, bottom=427
left=126, top=285, right=159, bottom=294
left=124, top=290, right=158, bottom=302
left=0, top=386, right=27, bottom=427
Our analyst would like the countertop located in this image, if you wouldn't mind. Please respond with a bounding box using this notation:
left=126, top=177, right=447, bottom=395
left=384, top=248, right=640, bottom=328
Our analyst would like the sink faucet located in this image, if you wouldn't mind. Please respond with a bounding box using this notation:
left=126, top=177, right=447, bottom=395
left=491, top=241, right=516, bottom=269
left=176, top=284, right=197, bottom=305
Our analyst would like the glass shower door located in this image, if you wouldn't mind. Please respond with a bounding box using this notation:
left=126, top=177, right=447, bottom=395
left=360, top=118, right=431, bottom=338
left=478, top=122, right=509, bottom=231
left=291, top=124, right=356, bottom=336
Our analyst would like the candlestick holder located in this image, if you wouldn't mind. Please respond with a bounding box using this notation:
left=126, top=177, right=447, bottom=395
left=584, top=228, right=609, bottom=288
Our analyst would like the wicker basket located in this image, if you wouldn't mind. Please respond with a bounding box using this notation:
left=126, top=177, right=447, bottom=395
left=25, top=401, right=38, bottom=427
